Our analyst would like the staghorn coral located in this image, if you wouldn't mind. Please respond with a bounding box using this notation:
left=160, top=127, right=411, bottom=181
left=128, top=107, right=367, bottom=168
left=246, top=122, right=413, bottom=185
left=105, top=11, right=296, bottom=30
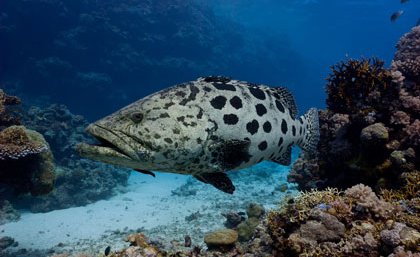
left=393, top=25, right=420, bottom=81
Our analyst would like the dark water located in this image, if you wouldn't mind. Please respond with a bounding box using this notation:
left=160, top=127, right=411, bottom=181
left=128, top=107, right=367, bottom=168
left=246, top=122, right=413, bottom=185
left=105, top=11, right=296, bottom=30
left=1, top=0, right=418, bottom=120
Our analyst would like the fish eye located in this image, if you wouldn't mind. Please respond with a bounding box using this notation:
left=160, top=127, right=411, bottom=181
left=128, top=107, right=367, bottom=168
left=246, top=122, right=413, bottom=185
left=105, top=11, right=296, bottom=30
left=130, top=112, right=144, bottom=123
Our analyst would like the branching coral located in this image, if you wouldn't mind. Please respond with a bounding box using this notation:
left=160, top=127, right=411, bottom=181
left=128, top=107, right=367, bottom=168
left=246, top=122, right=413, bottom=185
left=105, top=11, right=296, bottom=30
left=326, top=57, right=396, bottom=115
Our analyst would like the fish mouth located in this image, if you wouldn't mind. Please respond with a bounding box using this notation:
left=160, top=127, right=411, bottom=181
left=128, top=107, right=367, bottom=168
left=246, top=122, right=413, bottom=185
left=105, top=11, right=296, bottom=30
left=77, top=124, right=143, bottom=164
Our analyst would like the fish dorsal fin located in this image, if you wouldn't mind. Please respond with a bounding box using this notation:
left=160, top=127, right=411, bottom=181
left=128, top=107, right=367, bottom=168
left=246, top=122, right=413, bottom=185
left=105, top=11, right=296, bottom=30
left=194, top=172, right=235, bottom=194
left=209, top=139, right=251, bottom=170
left=272, top=146, right=292, bottom=166
left=272, top=87, right=298, bottom=118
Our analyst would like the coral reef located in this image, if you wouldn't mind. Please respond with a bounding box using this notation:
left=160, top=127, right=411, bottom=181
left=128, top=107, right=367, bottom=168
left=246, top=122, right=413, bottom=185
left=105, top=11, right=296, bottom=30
left=0, top=126, right=55, bottom=196
left=267, top=185, right=420, bottom=257
left=393, top=26, right=420, bottom=81
left=17, top=159, right=130, bottom=213
left=289, top=26, right=420, bottom=192
left=21, top=104, right=93, bottom=165
left=0, top=89, right=21, bottom=129
left=6, top=103, right=132, bottom=212
left=0, top=200, right=20, bottom=225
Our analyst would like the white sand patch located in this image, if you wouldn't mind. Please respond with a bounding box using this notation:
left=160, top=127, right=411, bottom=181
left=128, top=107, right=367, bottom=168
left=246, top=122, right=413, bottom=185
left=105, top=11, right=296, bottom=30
left=0, top=162, right=297, bottom=255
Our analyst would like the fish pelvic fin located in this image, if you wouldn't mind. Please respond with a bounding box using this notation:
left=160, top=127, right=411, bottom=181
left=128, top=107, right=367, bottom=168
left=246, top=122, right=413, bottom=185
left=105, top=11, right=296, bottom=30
left=297, top=108, right=320, bottom=157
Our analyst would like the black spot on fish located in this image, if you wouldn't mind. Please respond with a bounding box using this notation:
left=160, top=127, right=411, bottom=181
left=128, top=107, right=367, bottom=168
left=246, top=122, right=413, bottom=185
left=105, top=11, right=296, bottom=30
left=223, top=114, right=239, bottom=125
left=269, top=152, right=275, bottom=159
left=159, top=113, right=170, bottom=118
left=292, top=125, right=296, bottom=136
left=229, top=96, right=243, bottom=109
left=164, top=102, right=175, bottom=109
left=246, top=120, right=259, bottom=135
left=179, top=85, right=199, bottom=105
left=164, top=138, right=173, bottom=144
left=299, top=126, right=303, bottom=135
left=204, top=76, right=231, bottom=83
left=258, top=141, right=268, bottom=151
left=249, top=87, right=266, bottom=100
left=278, top=137, right=283, bottom=146
left=213, top=83, right=236, bottom=91
left=175, top=91, right=187, bottom=97
left=281, top=119, right=288, bottom=134
left=177, top=116, right=185, bottom=122
left=174, top=142, right=179, bottom=148
left=263, top=121, right=272, bottom=133
left=273, top=92, right=281, bottom=99
left=105, top=246, right=111, bottom=256
left=154, top=134, right=161, bottom=139
left=197, top=138, right=203, bottom=144
left=210, top=96, right=227, bottom=110
left=258, top=157, right=264, bottom=163
left=173, top=128, right=180, bottom=134
left=203, top=86, right=212, bottom=92
left=197, top=108, right=204, bottom=119
left=275, top=100, right=285, bottom=113
left=255, top=104, right=267, bottom=116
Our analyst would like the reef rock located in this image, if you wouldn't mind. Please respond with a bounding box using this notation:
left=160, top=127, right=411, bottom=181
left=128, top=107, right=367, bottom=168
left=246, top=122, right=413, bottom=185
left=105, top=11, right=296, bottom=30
left=204, top=229, right=238, bottom=248
left=0, top=126, right=55, bottom=196
left=0, top=200, right=20, bottom=225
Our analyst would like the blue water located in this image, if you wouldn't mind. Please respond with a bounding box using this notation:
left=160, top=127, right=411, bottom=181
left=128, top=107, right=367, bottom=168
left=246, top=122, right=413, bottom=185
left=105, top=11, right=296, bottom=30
left=1, top=0, right=418, bottom=119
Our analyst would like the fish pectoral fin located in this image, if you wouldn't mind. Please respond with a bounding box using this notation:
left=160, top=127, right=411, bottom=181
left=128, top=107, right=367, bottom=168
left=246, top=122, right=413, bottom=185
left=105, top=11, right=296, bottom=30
left=272, top=146, right=292, bottom=166
left=210, top=139, right=251, bottom=170
left=134, top=169, right=156, bottom=177
left=194, top=172, right=235, bottom=194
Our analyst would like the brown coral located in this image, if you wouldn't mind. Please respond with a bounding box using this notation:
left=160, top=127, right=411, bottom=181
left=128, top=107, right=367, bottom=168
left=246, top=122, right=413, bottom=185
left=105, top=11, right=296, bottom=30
left=0, top=125, right=48, bottom=160
left=326, top=57, right=395, bottom=114
left=0, top=126, right=55, bottom=196
left=0, top=89, right=21, bottom=129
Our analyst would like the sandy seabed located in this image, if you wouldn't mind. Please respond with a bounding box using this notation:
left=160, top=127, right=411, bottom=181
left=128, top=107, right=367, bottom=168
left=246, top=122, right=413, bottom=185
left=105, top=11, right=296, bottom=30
left=0, top=162, right=295, bottom=255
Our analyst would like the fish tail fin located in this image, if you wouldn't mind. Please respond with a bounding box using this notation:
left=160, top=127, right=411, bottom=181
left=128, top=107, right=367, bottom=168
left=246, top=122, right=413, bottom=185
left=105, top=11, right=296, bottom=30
left=297, top=108, right=320, bottom=157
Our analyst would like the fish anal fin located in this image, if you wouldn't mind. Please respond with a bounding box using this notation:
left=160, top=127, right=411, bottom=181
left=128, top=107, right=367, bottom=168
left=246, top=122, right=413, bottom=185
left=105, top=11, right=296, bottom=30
left=134, top=169, right=156, bottom=177
left=194, top=172, right=235, bottom=194
left=272, top=146, right=292, bottom=166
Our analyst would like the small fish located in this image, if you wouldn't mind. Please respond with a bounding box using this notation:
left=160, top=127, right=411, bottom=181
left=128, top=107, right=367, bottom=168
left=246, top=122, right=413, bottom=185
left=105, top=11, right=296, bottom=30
left=400, top=0, right=409, bottom=3
left=77, top=76, right=319, bottom=194
left=391, top=10, right=404, bottom=22
left=104, top=246, right=111, bottom=256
